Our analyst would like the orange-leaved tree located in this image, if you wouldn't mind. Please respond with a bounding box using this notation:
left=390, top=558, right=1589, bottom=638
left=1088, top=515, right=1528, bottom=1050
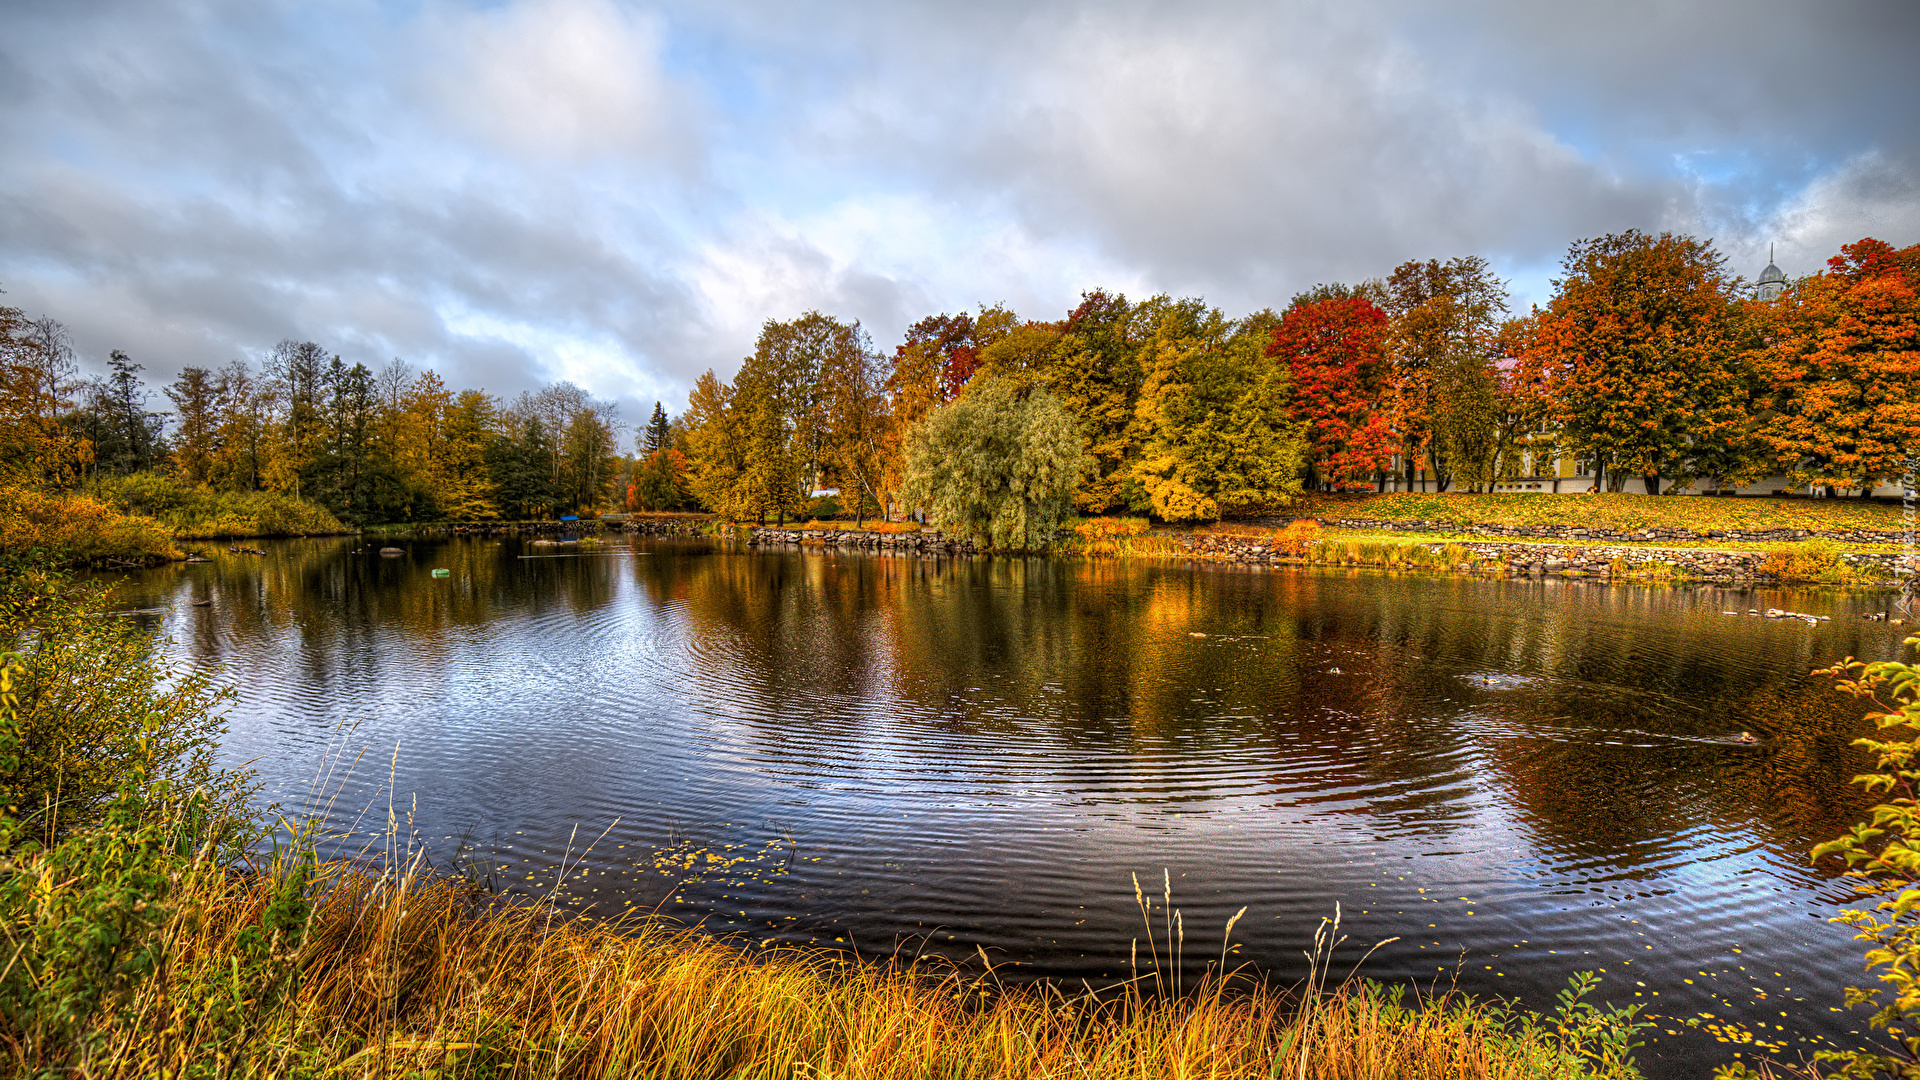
left=1516, top=230, right=1756, bottom=495
left=1751, top=237, right=1920, bottom=497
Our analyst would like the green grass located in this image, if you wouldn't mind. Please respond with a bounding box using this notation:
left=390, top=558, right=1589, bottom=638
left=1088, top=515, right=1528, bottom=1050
left=1289, top=492, right=1908, bottom=534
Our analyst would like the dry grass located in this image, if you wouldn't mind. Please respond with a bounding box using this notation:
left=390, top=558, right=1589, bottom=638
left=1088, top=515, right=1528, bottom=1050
left=32, top=857, right=1635, bottom=1080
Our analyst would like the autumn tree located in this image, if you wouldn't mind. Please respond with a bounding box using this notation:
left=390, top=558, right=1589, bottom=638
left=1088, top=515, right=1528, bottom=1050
left=1381, top=257, right=1509, bottom=491
left=209, top=360, right=270, bottom=492
left=0, top=309, right=85, bottom=489
left=820, top=334, right=889, bottom=522
left=441, top=389, right=500, bottom=518
left=164, top=366, right=220, bottom=485
left=900, top=375, right=1087, bottom=550
left=1516, top=230, right=1754, bottom=495
left=1268, top=294, right=1395, bottom=490
left=1129, top=302, right=1303, bottom=521
left=1751, top=237, right=1920, bottom=496
left=682, top=370, right=752, bottom=518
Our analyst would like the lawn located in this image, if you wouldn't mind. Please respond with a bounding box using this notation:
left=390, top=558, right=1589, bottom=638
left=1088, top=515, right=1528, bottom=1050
left=1285, top=491, right=1909, bottom=533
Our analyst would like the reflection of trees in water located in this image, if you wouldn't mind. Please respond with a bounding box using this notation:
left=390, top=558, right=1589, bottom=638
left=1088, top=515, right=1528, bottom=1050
left=1325, top=571, right=1881, bottom=871
left=121, top=543, right=1888, bottom=874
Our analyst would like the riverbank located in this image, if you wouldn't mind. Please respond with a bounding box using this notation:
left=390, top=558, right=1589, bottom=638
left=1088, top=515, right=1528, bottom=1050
left=15, top=852, right=1642, bottom=1080
left=744, top=523, right=1908, bottom=590
left=1284, top=491, right=1909, bottom=544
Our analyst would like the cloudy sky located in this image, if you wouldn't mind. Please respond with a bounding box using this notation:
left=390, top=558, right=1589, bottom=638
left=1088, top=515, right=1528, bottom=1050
left=3, top=0, right=1916, bottom=426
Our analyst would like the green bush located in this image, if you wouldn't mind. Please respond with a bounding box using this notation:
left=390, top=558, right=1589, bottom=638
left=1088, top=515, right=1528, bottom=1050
left=99, top=473, right=345, bottom=539
left=1733, top=635, right=1920, bottom=1079
left=0, top=562, right=252, bottom=846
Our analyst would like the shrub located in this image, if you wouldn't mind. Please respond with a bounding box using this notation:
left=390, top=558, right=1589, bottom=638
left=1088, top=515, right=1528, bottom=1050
left=0, top=564, right=252, bottom=846
left=1065, top=517, right=1154, bottom=556
left=1756, top=539, right=1855, bottom=584
left=1272, top=519, right=1321, bottom=557
left=97, top=474, right=345, bottom=539
left=1728, top=636, right=1920, bottom=1079
left=0, top=487, right=176, bottom=566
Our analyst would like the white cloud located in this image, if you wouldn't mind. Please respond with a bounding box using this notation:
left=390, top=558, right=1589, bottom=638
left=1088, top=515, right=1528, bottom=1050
left=421, top=0, right=688, bottom=164
left=1762, top=151, right=1920, bottom=278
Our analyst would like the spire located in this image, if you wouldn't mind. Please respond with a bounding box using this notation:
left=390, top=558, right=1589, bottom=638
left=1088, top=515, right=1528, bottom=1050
left=1758, top=244, right=1787, bottom=301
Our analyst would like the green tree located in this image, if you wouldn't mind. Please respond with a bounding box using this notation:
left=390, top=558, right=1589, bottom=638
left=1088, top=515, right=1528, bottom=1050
left=1046, top=291, right=1149, bottom=514
left=642, top=401, right=672, bottom=455
left=900, top=375, right=1087, bottom=550
left=1129, top=303, right=1304, bottom=521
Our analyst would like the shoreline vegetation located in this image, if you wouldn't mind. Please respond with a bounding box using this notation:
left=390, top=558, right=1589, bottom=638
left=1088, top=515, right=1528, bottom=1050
left=8, top=850, right=1653, bottom=1079
left=709, top=490, right=1913, bottom=589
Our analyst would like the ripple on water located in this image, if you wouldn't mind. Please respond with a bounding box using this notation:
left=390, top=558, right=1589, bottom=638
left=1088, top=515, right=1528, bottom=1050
left=108, top=539, right=1914, bottom=1080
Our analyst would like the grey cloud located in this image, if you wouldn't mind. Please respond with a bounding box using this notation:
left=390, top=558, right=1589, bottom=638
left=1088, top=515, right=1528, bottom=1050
left=1, top=0, right=1913, bottom=425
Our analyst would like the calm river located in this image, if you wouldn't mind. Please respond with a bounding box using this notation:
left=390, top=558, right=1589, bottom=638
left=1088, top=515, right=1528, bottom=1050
left=111, top=535, right=1913, bottom=1076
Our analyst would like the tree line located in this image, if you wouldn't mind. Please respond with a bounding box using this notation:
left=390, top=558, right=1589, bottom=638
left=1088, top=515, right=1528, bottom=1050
left=678, top=232, right=1920, bottom=545
left=3, top=229, right=1914, bottom=541
left=1, top=326, right=628, bottom=525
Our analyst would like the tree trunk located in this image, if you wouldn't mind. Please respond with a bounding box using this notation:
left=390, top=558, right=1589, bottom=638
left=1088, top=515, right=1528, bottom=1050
left=1645, top=474, right=1662, bottom=497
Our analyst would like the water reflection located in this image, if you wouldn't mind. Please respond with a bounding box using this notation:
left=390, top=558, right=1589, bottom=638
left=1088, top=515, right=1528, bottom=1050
left=110, top=539, right=1908, bottom=1078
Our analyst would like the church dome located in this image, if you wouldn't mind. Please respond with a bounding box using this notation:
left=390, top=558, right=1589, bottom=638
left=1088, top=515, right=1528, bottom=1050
left=1757, top=247, right=1788, bottom=300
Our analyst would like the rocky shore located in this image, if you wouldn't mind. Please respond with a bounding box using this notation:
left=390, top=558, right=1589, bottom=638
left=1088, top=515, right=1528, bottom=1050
left=745, top=527, right=979, bottom=555
left=1187, top=532, right=1907, bottom=585
left=1269, top=515, right=1905, bottom=547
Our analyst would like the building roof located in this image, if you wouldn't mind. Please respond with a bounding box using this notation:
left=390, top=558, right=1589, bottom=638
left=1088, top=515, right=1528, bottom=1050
left=1759, top=262, right=1787, bottom=284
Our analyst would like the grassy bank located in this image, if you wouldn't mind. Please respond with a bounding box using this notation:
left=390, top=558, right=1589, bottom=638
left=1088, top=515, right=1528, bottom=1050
left=1288, top=492, right=1909, bottom=534
left=8, top=851, right=1647, bottom=1080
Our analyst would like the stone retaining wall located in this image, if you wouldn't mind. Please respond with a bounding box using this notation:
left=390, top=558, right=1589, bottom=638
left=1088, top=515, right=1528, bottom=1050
left=622, top=517, right=713, bottom=537
left=1189, top=533, right=1908, bottom=585
left=1270, top=516, right=1905, bottom=547
left=743, top=525, right=1907, bottom=585
left=748, top=527, right=978, bottom=556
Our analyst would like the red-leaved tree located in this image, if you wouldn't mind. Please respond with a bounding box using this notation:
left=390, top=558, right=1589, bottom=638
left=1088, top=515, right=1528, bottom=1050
left=1268, top=297, right=1395, bottom=490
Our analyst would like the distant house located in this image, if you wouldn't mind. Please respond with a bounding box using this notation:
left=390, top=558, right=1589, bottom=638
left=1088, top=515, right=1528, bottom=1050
left=809, top=488, right=841, bottom=499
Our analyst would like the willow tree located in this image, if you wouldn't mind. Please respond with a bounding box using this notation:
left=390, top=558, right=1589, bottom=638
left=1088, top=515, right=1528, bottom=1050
left=900, top=375, right=1087, bottom=551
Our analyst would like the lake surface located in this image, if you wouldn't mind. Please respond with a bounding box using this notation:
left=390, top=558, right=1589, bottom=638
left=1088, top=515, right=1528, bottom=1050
left=110, top=535, right=1915, bottom=1076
